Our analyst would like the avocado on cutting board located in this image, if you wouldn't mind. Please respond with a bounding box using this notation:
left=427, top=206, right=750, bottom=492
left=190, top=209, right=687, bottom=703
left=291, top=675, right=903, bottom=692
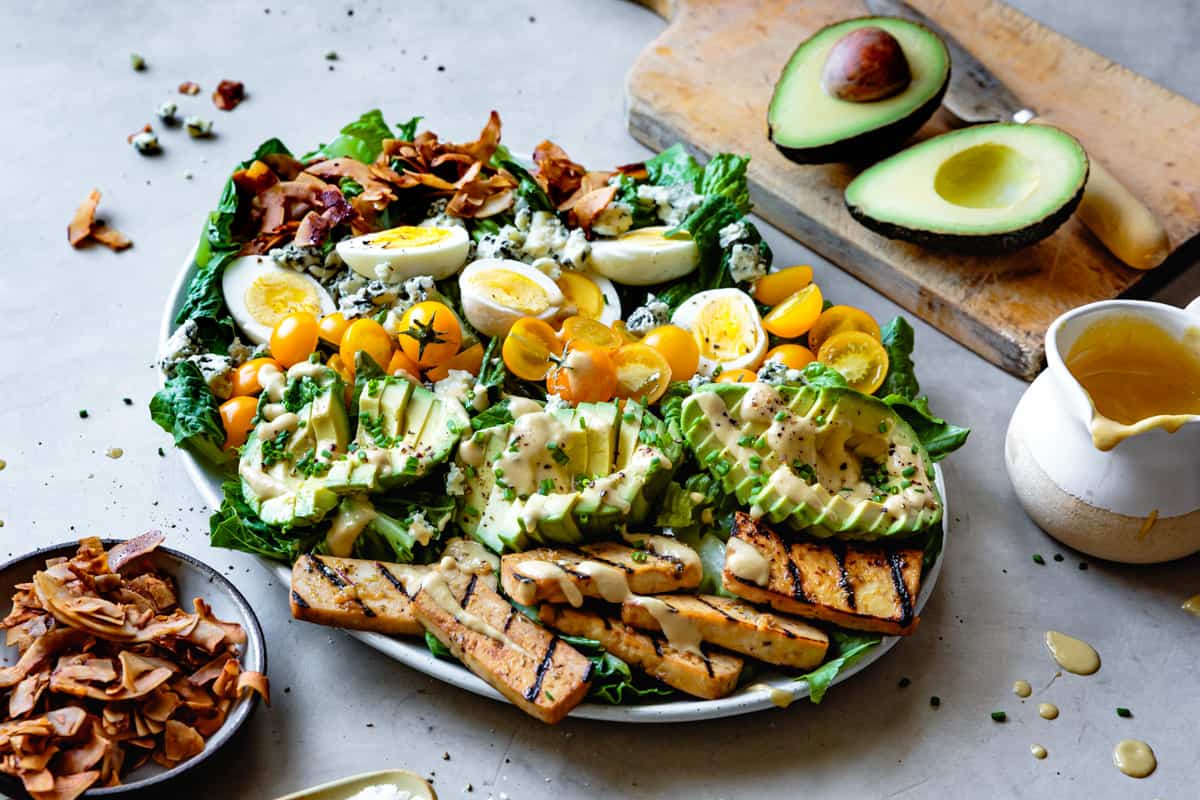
left=627, top=0, right=1200, bottom=379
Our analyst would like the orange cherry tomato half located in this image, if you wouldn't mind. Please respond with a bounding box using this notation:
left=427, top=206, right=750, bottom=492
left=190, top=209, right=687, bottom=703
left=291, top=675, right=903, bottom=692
left=817, top=331, right=890, bottom=395
left=611, top=343, right=673, bottom=404
left=806, top=305, right=881, bottom=355
left=503, top=317, right=562, bottom=381
left=547, top=341, right=617, bottom=404
left=716, top=368, right=757, bottom=384
left=326, top=354, right=353, bottom=384
left=612, top=320, right=640, bottom=344
left=640, top=324, right=700, bottom=383
left=763, top=344, right=815, bottom=371
left=339, top=318, right=394, bottom=375
left=387, top=349, right=422, bottom=380
left=397, top=301, right=462, bottom=369
left=425, top=343, right=485, bottom=382
left=270, top=312, right=319, bottom=367
left=317, top=312, right=351, bottom=345
left=753, top=265, right=814, bottom=307
left=560, top=316, right=622, bottom=352
left=230, top=357, right=283, bottom=397
left=762, top=283, right=824, bottom=339
left=219, top=396, right=259, bottom=451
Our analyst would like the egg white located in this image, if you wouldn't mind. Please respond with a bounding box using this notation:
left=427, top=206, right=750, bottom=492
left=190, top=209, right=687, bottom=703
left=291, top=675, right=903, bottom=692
left=221, top=255, right=336, bottom=345
left=588, top=225, right=699, bottom=286
left=337, top=225, right=471, bottom=282
left=671, top=288, right=768, bottom=376
left=459, top=259, right=565, bottom=338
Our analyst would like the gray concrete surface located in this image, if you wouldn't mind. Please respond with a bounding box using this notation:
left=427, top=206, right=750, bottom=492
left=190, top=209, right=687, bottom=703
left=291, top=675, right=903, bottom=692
left=1, top=1, right=1197, bottom=797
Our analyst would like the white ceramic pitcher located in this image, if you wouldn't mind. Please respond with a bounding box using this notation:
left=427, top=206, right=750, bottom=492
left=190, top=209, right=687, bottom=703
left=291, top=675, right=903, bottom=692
left=1005, top=297, right=1200, bottom=563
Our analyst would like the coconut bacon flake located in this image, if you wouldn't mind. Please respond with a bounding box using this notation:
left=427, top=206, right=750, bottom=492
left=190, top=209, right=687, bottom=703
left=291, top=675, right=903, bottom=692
left=67, top=189, right=132, bottom=252
left=212, top=80, right=245, bottom=111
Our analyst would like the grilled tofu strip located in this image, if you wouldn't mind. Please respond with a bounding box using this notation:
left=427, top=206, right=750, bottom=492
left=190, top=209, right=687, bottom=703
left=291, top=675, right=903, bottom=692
left=722, top=513, right=923, bottom=635
left=412, top=566, right=592, bottom=724
left=540, top=604, right=743, bottom=700
left=620, top=593, right=829, bottom=669
left=290, top=554, right=427, bottom=635
left=501, top=536, right=702, bottom=607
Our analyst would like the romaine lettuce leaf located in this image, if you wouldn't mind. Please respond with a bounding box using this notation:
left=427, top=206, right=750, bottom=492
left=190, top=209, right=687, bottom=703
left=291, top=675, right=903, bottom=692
left=149, top=361, right=227, bottom=465
left=303, top=109, right=398, bottom=164
left=209, top=481, right=323, bottom=562
left=644, top=143, right=703, bottom=190
left=883, top=393, right=970, bottom=461
left=878, top=316, right=920, bottom=400
left=796, top=631, right=881, bottom=703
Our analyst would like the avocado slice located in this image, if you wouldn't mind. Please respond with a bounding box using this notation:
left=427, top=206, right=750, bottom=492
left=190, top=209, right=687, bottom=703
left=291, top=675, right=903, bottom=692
left=768, top=16, right=950, bottom=164
left=681, top=382, right=941, bottom=539
left=845, top=123, right=1088, bottom=253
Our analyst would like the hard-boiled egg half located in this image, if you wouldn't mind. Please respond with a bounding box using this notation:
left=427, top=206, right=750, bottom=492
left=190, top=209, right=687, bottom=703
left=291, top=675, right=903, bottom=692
left=556, top=271, right=621, bottom=326
left=588, top=225, right=699, bottom=286
left=459, top=259, right=564, bottom=338
left=672, top=288, right=768, bottom=377
left=336, top=225, right=470, bottom=282
left=221, top=255, right=336, bottom=345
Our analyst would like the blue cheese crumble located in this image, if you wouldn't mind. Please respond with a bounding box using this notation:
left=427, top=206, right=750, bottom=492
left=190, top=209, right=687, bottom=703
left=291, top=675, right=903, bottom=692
left=625, top=294, right=670, bottom=335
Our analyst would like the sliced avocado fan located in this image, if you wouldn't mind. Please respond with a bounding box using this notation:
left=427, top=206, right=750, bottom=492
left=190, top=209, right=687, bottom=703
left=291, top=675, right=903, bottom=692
left=681, top=382, right=941, bottom=539
left=769, top=16, right=950, bottom=164
left=844, top=123, right=1089, bottom=253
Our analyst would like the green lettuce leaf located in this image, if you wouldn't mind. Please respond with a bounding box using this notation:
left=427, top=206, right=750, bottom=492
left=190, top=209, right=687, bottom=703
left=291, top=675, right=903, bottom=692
left=209, top=480, right=323, bottom=561
left=395, top=115, right=423, bottom=142
left=353, top=490, right=455, bottom=563
left=303, top=109, right=394, bottom=163
left=667, top=195, right=742, bottom=290
left=644, top=143, right=703, bottom=189
left=149, top=361, right=227, bottom=465
left=497, top=158, right=554, bottom=213
left=698, top=153, right=751, bottom=215
left=878, top=316, right=920, bottom=400
left=799, top=362, right=849, bottom=390
left=883, top=393, right=970, bottom=461
left=797, top=631, right=881, bottom=703
left=558, top=635, right=674, bottom=705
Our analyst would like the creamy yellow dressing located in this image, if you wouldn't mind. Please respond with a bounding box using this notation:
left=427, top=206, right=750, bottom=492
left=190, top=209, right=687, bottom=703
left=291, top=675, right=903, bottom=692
left=1037, top=703, right=1059, bottom=720
left=1012, top=680, right=1032, bottom=698
left=575, top=560, right=632, bottom=603
left=326, top=500, right=377, bottom=557
left=517, top=560, right=584, bottom=607
left=628, top=596, right=703, bottom=656
left=1112, top=739, right=1156, bottom=778
left=726, top=536, right=770, bottom=586
left=1030, top=744, right=1048, bottom=760
left=1044, top=631, right=1101, bottom=675
left=420, top=560, right=533, bottom=659
left=1182, top=593, right=1200, bottom=616
left=746, top=682, right=795, bottom=709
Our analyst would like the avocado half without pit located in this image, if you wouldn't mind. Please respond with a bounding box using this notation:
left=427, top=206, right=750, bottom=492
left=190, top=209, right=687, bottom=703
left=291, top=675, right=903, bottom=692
left=844, top=123, right=1090, bottom=253
left=768, top=16, right=950, bottom=164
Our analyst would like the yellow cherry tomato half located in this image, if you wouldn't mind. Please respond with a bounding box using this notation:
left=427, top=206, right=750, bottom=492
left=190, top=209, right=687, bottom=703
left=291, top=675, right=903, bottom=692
left=326, top=353, right=353, bottom=384
left=425, top=343, right=485, bottom=382
left=230, top=357, right=283, bottom=397
left=219, top=395, right=259, bottom=451
left=560, top=316, right=622, bottom=352
left=387, top=349, right=422, bottom=380
left=763, top=344, right=815, bottom=371
left=547, top=341, right=617, bottom=404
left=270, top=312, right=319, bottom=367
left=753, top=265, right=813, bottom=306
left=340, top=318, right=394, bottom=375
left=817, top=330, right=890, bottom=395
left=716, top=368, right=757, bottom=384
left=503, top=317, right=562, bottom=381
left=397, top=301, right=462, bottom=369
left=317, top=312, right=351, bottom=345
left=762, top=283, right=824, bottom=339
left=641, top=324, right=700, bottom=383
left=612, top=320, right=640, bottom=344
left=806, top=305, right=881, bottom=355
left=611, top=343, right=673, bottom=404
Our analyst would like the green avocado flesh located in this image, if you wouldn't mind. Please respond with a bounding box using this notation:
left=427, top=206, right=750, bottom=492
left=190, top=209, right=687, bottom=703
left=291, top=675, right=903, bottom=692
left=455, top=399, right=679, bottom=553
left=844, top=123, right=1089, bottom=252
left=768, top=16, right=950, bottom=163
left=681, top=382, right=941, bottom=539
left=239, top=368, right=468, bottom=528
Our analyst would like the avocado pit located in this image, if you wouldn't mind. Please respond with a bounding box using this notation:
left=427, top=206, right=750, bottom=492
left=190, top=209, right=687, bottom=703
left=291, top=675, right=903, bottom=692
left=821, top=26, right=912, bottom=103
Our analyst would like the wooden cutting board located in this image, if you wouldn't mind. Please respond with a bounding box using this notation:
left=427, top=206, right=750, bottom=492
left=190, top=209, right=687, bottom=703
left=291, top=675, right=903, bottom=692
left=627, top=0, right=1200, bottom=378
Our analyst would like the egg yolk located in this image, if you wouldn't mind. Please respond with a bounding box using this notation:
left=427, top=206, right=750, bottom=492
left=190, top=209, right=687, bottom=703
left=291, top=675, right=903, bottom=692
left=691, top=299, right=758, bottom=361
left=245, top=273, right=323, bottom=328
left=467, top=271, right=550, bottom=315
left=366, top=225, right=452, bottom=249
left=556, top=272, right=605, bottom=319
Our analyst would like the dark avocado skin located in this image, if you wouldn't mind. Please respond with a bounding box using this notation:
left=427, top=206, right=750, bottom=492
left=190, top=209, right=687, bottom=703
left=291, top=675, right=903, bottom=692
left=845, top=163, right=1088, bottom=254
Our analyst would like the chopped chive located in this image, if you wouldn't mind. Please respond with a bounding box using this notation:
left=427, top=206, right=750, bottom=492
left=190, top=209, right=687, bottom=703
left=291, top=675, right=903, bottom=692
left=878, top=421, right=888, bottom=433
left=544, top=689, right=555, bottom=701
left=494, top=467, right=504, bottom=478
left=930, top=696, right=941, bottom=708
left=901, top=466, right=916, bottom=478
left=78, top=409, right=89, bottom=419
left=774, top=410, right=787, bottom=422
left=157, top=447, right=165, bottom=457
left=737, top=435, right=755, bottom=447
left=631, top=550, right=648, bottom=563
left=815, top=414, right=826, bottom=426
left=546, top=441, right=558, bottom=450
left=1053, top=553, right=1064, bottom=562
left=991, top=711, right=1007, bottom=722
left=900, top=479, right=912, bottom=489
left=623, top=412, right=636, bottom=423
left=1116, top=707, right=1132, bottom=718
left=749, top=455, right=762, bottom=471
left=1032, top=554, right=1046, bottom=565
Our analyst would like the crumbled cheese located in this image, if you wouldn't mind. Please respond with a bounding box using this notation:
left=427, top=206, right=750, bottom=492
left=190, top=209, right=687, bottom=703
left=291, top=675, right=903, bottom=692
left=476, top=212, right=589, bottom=271
left=131, top=131, right=160, bottom=155
left=184, top=116, right=213, bottom=138
left=270, top=242, right=324, bottom=272
left=523, top=211, right=569, bottom=259
left=419, top=198, right=466, bottom=229
left=637, top=183, right=703, bottom=226
left=544, top=393, right=569, bottom=414
left=380, top=276, right=437, bottom=332
left=433, top=369, right=476, bottom=408
left=475, top=226, right=527, bottom=261
left=514, top=199, right=534, bottom=232
left=558, top=228, right=591, bottom=270
left=718, top=221, right=750, bottom=249
left=728, top=243, right=767, bottom=284
left=445, top=462, right=467, bottom=496
left=156, top=101, right=178, bottom=123
left=344, top=784, right=414, bottom=800
left=408, top=511, right=435, bottom=547
left=470, top=381, right=491, bottom=412
left=531, top=257, right=561, bottom=280
left=625, top=294, right=671, bottom=335
left=227, top=336, right=253, bottom=367
left=757, top=356, right=804, bottom=386
left=187, top=354, right=234, bottom=400
left=688, top=372, right=713, bottom=390
left=159, top=319, right=202, bottom=372
left=591, top=201, right=634, bottom=237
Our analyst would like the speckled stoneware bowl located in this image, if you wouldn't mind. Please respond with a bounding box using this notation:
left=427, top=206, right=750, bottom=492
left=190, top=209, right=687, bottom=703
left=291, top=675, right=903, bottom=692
left=0, top=540, right=267, bottom=797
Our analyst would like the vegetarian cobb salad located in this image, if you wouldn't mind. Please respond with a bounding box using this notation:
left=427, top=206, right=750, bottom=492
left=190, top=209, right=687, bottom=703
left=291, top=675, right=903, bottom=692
left=153, top=109, right=968, bottom=722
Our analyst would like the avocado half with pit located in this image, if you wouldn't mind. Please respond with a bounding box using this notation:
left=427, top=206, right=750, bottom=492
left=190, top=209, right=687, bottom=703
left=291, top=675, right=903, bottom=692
left=844, top=123, right=1090, bottom=253
left=768, top=16, right=950, bottom=164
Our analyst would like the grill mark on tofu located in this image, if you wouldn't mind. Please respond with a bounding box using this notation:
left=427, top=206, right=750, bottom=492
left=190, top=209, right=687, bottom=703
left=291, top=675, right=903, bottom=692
left=310, top=556, right=374, bottom=617
left=291, top=590, right=309, bottom=609
left=501, top=543, right=700, bottom=606
left=785, top=556, right=808, bottom=603
left=694, top=595, right=738, bottom=625
left=462, top=573, right=479, bottom=607
left=888, top=552, right=914, bottom=627
left=376, top=562, right=410, bottom=597
left=524, top=638, right=557, bottom=701
left=832, top=541, right=856, bottom=611
left=290, top=555, right=424, bottom=636
left=578, top=554, right=633, bottom=574
left=502, top=606, right=517, bottom=633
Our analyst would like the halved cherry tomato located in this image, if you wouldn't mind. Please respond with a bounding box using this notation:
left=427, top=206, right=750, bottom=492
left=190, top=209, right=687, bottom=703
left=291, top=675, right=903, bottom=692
left=818, top=331, right=889, bottom=394
left=612, top=320, right=640, bottom=344
left=641, top=324, right=699, bottom=383
left=763, top=283, right=823, bottom=338
left=326, top=354, right=353, bottom=384
left=560, top=316, right=622, bottom=352
left=270, top=312, right=319, bottom=367
left=716, top=368, right=757, bottom=384
left=547, top=341, right=617, bottom=403
left=754, top=265, right=813, bottom=306
left=317, top=312, right=351, bottom=345
left=230, top=357, right=283, bottom=397
left=340, top=318, right=394, bottom=375
left=219, top=396, right=259, bottom=451
left=387, top=349, right=422, bottom=380
left=503, top=317, right=562, bottom=381
left=763, top=344, right=815, bottom=371
left=425, top=343, right=485, bottom=382
left=397, top=301, right=462, bottom=369
left=807, top=305, right=881, bottom=355
left=612, top=343, right=673, bottom=404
